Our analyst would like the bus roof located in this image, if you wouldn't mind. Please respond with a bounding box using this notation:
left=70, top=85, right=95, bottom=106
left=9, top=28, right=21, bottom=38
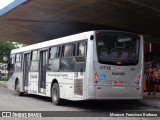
left=11, top=31, right=93, bottom=54
left=11, top=30, right=140, bottom=54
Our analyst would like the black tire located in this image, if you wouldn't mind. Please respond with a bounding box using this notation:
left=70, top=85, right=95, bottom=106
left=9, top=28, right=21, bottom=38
left=15, top=80, right=23, bottom=96
left=51, top=83, right=62, bottom=105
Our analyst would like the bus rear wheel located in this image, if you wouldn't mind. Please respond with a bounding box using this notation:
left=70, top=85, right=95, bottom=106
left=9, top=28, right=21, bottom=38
left=51, top=83, right=62, bottom=105
left=15, top=80, right=23, bottom=96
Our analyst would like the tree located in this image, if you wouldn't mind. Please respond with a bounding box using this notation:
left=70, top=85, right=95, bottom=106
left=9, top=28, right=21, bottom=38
left=0, top=41, right=23, bottom=63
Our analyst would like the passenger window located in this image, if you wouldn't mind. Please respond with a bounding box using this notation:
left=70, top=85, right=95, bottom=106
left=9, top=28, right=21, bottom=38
left=63, top=44, right=72, bottom=57
left=50, top=47, right=59, bottom=59
left=15, top=54, right=21, bottom=62
left=48, top=46, right=60, bottom=72
left=30, top=50, right=39, bottom=71
left=15, top=53, right=22, bottom=71
left=32, top=50, right=39, bottom=60
left=76, top=42, right=87, bottom=63
left=77, top=42, right=87, bottom=57
left=60, top=44, right=76, bottom=71
left=75, top=42, right=87, bottom=72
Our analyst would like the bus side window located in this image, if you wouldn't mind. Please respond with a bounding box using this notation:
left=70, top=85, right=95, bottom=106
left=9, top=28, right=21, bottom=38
left=30, top=50, right=39, bottom=71
left=8, top=57, right=15, bottom=78
left=8, top=57, right=14, bottom=71
left=75, top=42, right=87, bottom=72
left=15, top=53, right=22, bottom=71
left=48, top=46, right=60, bottom=72
left=60, top=44, right=75, bottom=71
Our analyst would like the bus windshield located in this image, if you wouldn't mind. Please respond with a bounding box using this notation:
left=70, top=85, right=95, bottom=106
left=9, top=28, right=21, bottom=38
left=96, top=32, right=140, bottom=65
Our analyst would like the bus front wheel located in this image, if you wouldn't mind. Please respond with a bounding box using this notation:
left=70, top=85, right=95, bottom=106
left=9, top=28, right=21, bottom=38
left=51, top=83, right=62, bottom=105
left=15, top=80, right=23, bottom=96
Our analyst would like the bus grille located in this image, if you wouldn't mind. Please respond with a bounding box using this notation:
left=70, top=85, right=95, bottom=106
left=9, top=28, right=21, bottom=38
left=74, top=79, right=83, bottom=95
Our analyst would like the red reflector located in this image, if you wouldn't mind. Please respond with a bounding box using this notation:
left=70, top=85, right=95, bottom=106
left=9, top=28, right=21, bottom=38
left=116, top=61, right=122, bottom=65
left=96, top=30, right=99, bottom=35
left=138, top=34, right=141, bottom=38
left=95, top=74, right=99, bottom=81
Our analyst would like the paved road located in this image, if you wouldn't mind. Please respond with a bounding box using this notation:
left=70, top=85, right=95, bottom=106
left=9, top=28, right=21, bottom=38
left=0, top=86, right=160, bottom=120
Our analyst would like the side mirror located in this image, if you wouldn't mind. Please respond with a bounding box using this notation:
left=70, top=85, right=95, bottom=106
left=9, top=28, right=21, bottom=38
left=7, top=63, right=11, bottom=71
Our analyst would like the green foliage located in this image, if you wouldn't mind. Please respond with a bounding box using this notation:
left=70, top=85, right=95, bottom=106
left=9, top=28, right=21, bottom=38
left=0, top=77, right=8, bottom=81
left=0, top=41, right=22, bottom=63
left=13, top=42, right=26, bottom=48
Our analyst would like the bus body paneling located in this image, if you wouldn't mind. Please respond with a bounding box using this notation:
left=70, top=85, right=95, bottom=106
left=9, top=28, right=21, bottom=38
left=92, top=31, right=144, bottom=100
left=7, top=30, right=144, bottom=103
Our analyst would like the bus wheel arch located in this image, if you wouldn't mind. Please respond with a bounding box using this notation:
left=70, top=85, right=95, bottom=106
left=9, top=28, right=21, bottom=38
left=50, top=79, right=58, bottom=96
left=15, top=78, right=23, bottom=96
left=51, top=79, right=62, bottom=105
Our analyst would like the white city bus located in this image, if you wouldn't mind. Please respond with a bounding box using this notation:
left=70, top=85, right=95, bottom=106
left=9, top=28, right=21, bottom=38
left=7, top=30, right=144, bottom=105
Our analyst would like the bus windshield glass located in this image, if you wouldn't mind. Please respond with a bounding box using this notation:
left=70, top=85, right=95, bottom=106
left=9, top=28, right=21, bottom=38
left=96, top=32, right=140, bottom=65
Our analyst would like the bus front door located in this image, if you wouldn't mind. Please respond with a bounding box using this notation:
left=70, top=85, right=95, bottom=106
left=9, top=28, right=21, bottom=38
left=23, top=53, right=30, bottom=91
left=39, top=50, right=48, bottom=93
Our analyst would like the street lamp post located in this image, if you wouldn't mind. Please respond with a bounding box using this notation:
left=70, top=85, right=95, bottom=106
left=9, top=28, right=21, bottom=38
left=3, top=56, right=8, bottom=77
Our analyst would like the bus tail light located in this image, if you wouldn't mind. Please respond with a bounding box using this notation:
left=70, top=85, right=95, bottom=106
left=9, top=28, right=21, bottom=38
left=94, top=73, right=99, bottom=81
left=138, top=34, right=141, bottom=38
left=136, top=74, right=141, bottom=81
left=135, top=74, right=141, bottom=85
left=116, top=61, right=122, bottom=65
left=96, top=30, right=99, bottom=35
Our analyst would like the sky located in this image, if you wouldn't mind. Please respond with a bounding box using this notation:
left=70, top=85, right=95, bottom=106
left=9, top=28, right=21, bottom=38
left=0, top=0, right=15, bottom=10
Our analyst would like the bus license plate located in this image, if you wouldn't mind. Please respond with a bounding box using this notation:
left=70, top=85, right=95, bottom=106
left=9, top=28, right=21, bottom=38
left=113, top=82, right=123, bottom=86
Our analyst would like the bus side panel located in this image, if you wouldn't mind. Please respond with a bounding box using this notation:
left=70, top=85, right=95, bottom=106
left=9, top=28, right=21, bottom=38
left=7, top=72, right=23, bottom=92
left=7, top=74, right=16, bottom=91
left=45, top=72, right=74, bottom=99
left=28, top=72, right=39, bottom=94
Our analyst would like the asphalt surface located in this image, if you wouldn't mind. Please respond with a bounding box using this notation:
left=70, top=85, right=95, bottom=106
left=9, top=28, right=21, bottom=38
left=0, top=84, right=160, bottom=120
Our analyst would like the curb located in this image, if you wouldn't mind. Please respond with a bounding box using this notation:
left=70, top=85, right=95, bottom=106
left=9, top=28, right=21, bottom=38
left=142, top=97, right=160, bottom=109
left=0, top=81, right=7, bottom=87
left=143, top=101, right=160, bottom=109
